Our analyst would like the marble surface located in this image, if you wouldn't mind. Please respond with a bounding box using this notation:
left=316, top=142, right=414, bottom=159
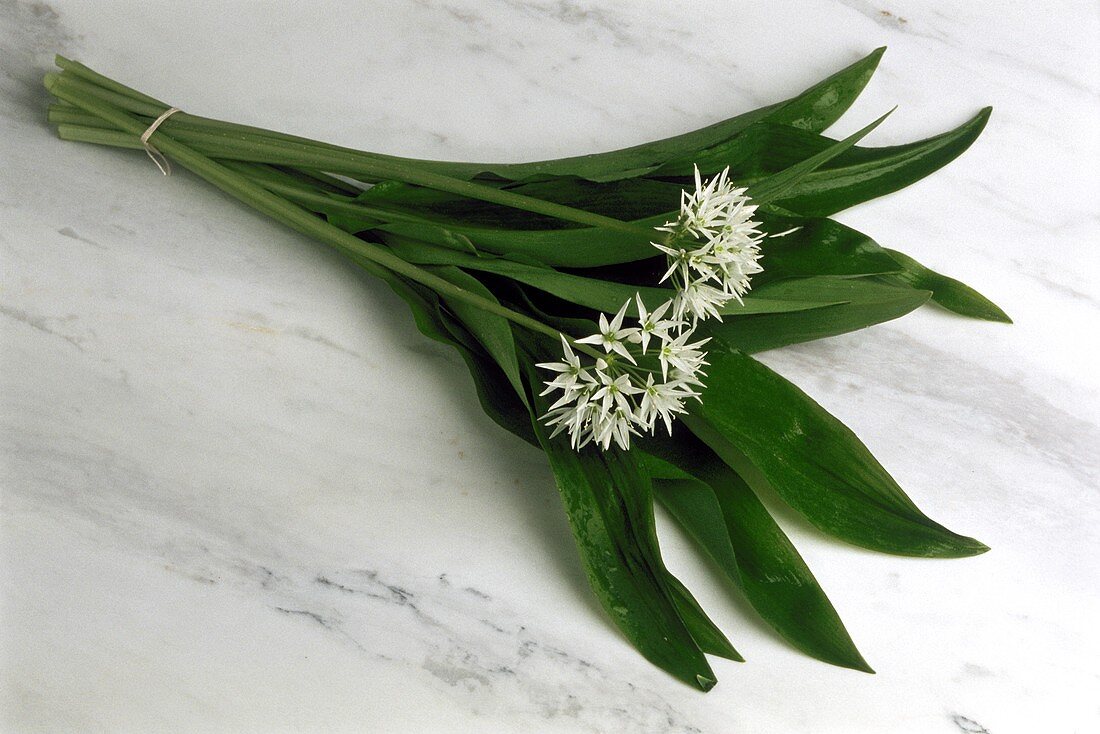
left=2, top=1, right=1098, bottom=732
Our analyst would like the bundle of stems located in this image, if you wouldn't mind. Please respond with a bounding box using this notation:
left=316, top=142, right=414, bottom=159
left=44, top=48, right=1005, bottom=690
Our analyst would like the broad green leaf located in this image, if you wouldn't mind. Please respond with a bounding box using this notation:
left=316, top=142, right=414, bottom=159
left=876, top=248, right=1011, bottom=323
left=639, top=437, right=872, bottom=672
left=682, top=345, right=989, bottom=557
left=621, top=444, right=742, bottom=662
left=654, top=108, right=989, bottom=220
left=753, top=210, right=901, bottom=285
left=647, top=46, right=885, bottom=175
left=504, top=114, right=890, bottom=209
left=772, top=109, right=990, bottom=217
left=759, top=47, right=886, bottom=133
left=703, top=276, right=930, bottom=353
left=435, top=306, right=539, bottom=446
left=406, top=48, right=888, bottom=183
left=444, top=112, right=893, bottom=231
left=383, top=235, right=844, bottom=318
left=746, top=110, right=894, bottom=205
left=525, top=363, right=717, bottom=690
left=662, top=572, right=743, bottom=661
left=656, top=473, right=872, bottom=671
left=425, top=265, right=526, bottom=403
left=614, top=444, right=742, bottom=662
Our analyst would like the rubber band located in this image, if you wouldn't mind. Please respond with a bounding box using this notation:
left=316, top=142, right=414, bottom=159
left=140, top=106, right=181, bottom=175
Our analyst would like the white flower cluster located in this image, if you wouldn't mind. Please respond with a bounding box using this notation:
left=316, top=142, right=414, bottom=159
left=654, top=165, right=766, bottom=322
left=538, top=296, right=708, bottom=451
left=538, top=165, right=784, bottom=451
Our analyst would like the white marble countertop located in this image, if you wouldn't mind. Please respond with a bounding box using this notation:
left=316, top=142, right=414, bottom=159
left=2, top=1, right=1098, bottom=732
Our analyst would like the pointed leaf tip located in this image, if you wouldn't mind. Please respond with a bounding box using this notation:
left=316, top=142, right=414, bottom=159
left=696, top=674, right=717, bottom=692
left=683, top=348, right=991, bottom=559
left=952, top=537, right=991, bottom=558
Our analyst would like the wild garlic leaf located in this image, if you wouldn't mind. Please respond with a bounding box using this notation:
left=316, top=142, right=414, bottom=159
left=402, top=48, right=889, bottom=183
left=526, top=362, right=717, bottom=691
left=701, top=276, right=930, bottom=353
left=876, top=248, right=1011, bottom=323
left=747, top=47, right=886, bottom=133
left=682, top=345, right=989, bottom=558
left=639, top=438, right=872, bottom=672
left=771, top=108, right=992, bottom=217
left=623, top=443, right=742, bottom=663
left=662, top=572, right=743, bottom=662
left=648, top=46, right=886, bottom=176
left=746, top=110, right=894, bottom=206
left=383, top=235, right=844, bottom=318
left=425, top=265, right=527, bottom=404
left=752, top=211, right=901, bottom=285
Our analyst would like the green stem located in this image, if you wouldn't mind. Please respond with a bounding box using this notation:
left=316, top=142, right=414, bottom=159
left=55, top=55, right=166, bottom=108
left=46, top=70, right=653, bottom=236
left=46, top=75, right=566, bottom=345
left=217, top=162, right=421, bottom=225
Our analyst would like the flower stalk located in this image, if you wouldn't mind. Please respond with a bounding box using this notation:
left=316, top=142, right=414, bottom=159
left=45, top=73, right=574, bottom=347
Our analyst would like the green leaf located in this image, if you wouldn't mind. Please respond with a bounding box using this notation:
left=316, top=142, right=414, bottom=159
left=619, top=445, right=742, bottom=663
left=651, top=47, right=885, bottom=174
left=526, top=369, right=718, bottom=690
left=425, top=265, right=526, bottom=403
left=773, top=108, right=991, bottom=217
left=761, top=47, right=886, bottom=133
left=703, top=276, right=931, bottom=353
left=638, top=437, right=871, bottom=671
left=682, top=345, right=989, bottom=557
left=746, top=109, right=894, bottom=206
left=377, top=215, right=665, bottom=269
left=876, top=248, right=1011, bottom=323
left=371, top=111, right=891, bottom=270
left=338, top=252, right=537, bottom=444
left=413, top=48, right=888, bottom=183
left=435, top=305, right=539, bottom=446
left=384, top=235, right=844, bottom=318
left=662, top=572, right=743, bottom=662
left=753, top=210, right=901, bottom=285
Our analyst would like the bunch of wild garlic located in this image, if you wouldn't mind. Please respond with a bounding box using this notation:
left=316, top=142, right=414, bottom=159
left=45, top=48, right=1005, bottom=690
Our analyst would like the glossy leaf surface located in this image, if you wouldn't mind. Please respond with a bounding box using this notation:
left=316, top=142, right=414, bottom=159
left=684, top=345, right=988, bottom=557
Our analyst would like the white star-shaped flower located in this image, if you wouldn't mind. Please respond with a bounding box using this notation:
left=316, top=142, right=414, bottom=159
left=537, top=336, right=589, bottom=397
left=637, top=373, right=689, bottom=435
left=593, top=405, right=638, bottom=451
left=672, top=281, right=729, bottom=322
left=657, top=329, right=710, bottom=381
left=575, top=299, right=639, bottom=363
left=629, top=294, right=680, bottom=354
